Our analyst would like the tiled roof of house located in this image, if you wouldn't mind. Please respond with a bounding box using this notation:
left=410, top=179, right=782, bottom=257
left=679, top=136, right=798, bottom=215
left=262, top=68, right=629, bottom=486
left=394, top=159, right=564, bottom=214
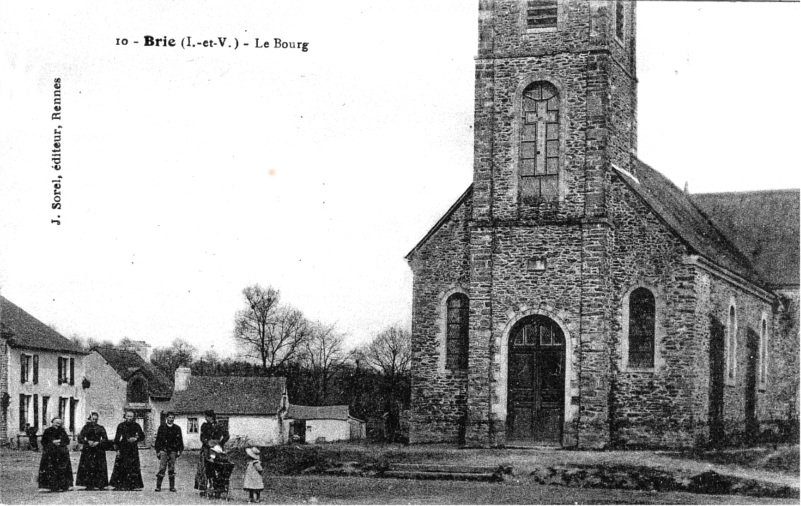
left=285, top=404, right=353, bottom=421
left=613, top=161, right=765, bottom=286
left=170, top=376, right=286, bottom=415
left=92, top=347, right=173, bottom=398
left=0, top=296, right=85, bottom=354
left=691, top=189, right=800, bottom=288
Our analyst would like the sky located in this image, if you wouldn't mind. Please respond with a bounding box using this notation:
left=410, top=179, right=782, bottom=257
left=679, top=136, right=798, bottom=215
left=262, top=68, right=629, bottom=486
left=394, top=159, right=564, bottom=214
left=1, top=1, right=798, bottom=358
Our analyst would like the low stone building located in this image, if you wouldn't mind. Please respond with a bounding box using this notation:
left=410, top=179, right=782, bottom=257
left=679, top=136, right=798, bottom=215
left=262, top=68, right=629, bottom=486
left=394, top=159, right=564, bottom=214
left=83, top=343, right=172, bottom=446
left=284, top=404, right=365, bottom=443
left=169, top=367, right=288, bottom=449
left=406, top=0, right=799, bottom=449
left=0, top=296, right=88, bottom=445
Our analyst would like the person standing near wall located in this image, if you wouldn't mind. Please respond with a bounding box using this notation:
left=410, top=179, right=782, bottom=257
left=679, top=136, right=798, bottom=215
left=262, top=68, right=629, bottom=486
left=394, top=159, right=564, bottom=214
left=25, top=423, right=39, bottom=451
left=154, top=412, right=183, bottom=492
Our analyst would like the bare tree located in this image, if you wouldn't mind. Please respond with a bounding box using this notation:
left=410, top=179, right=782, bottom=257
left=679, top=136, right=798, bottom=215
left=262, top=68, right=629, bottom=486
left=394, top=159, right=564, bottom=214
left=233, top=285, right=310, bottom=373
left=355, top=325, right=412, bottom=441
left=356, top=326, right=411, bottom=380
left=151, top=338, right=197, bottom=378
left=301, top=322, right=349, bottom=403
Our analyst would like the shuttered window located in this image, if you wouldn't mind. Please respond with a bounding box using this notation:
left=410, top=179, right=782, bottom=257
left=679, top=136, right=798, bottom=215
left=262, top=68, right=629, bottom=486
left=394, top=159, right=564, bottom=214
left=33, top=355, right=39, bottom=384
left=527, top=0, right=557, bottom=29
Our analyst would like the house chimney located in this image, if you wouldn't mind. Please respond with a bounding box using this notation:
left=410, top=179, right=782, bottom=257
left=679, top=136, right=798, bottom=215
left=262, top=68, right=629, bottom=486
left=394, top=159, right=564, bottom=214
left=125, top=340, right=152, bottom=362
left=174, top=367, right=191, bottom=392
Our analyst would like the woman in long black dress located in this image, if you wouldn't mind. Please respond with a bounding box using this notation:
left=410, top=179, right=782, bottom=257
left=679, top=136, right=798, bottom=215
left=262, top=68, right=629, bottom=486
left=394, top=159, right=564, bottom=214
left=75, top=412, right=109, bottom=490
left=37, top=417, right=73, bottom=492
left=109, top=410, right=145, bottom=491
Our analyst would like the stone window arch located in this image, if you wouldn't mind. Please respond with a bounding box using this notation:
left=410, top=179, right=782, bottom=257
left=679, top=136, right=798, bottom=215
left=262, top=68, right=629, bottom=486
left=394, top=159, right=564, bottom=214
left=445, top=293, right=469, bottom=370
left=726, top=303, right=737, bottom=383
left=128, top=377, right=148, bottom=403
left=620, top=284, right=663, bottom=371
left=520, top=81, right=561, bottom=203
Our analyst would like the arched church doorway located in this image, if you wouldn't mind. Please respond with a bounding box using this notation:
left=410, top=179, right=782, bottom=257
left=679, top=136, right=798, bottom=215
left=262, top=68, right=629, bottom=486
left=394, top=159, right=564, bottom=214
left=507, top=315, right=565, bottom=444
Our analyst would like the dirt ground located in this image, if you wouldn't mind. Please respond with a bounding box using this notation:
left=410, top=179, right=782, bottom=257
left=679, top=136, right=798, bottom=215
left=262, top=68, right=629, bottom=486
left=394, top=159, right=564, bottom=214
left=0, top=447, right=797, bottom=505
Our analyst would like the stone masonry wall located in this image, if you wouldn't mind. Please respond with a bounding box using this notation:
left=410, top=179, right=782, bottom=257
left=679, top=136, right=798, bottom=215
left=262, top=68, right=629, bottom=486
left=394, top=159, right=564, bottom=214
left=693, top=273, right=775, bottom=444
left=608, top=174, right=700, bottom=448
left=409, top=195, right=472, bottom=443
left=0, top=339, right=8, bottom=441
left=764, top=288, right=799, bottom=427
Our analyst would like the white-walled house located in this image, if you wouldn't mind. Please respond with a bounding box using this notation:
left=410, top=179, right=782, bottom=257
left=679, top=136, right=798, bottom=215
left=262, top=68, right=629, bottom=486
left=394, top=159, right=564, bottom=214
left=169, top=368, right=288, bottom=450
left=83, top=344, right=172, bottom=446
left=284, top=405, right=365, bottom=444
left=0, top=296, right=88, bottom=446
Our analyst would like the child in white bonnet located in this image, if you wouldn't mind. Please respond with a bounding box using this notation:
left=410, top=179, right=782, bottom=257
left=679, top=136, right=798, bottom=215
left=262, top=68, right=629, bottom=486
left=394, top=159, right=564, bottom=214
left=243, top=447, right=264, bottom=503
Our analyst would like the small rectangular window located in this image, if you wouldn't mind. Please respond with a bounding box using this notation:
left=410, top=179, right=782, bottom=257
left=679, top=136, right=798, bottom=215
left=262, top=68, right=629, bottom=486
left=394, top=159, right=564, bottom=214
left=188, top=417, right=199, bottom=433
left=527, top=0, right=558, bottom=29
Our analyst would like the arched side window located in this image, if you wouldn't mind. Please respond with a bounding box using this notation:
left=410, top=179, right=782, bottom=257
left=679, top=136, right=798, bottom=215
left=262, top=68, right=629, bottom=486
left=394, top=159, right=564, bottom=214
left=628, top=288, right=655, bottom=368
left=445, top=294, right=469, bottom=370
left=128, top=377, right=148, bottom=403
left=520, top=81, right=560, bottom=203
left=726, top=305, right=737, bottom=381
left=759, top=317, right=768, bottom=388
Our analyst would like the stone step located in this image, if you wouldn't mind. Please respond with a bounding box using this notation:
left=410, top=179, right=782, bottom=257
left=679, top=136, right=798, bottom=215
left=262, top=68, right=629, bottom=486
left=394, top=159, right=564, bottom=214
left=381, top=469, right=503, bottom=482
left=389, top=463, right=509, bottom=474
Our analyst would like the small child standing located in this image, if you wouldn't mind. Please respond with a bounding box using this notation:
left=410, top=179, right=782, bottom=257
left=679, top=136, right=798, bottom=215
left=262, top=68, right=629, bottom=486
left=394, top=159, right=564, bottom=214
left=243, top=447, right=264, bottom=503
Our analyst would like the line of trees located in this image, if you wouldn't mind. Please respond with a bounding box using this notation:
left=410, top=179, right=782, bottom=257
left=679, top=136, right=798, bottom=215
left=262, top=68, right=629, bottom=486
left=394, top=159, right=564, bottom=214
left=145, top=284, right=412, bottom=441
left=68, top=284, right=412, bottom=441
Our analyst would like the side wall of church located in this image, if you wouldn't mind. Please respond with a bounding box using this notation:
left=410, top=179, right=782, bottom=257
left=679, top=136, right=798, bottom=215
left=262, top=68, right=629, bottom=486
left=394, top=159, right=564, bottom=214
left=607, top=174, right=700, bottom=448
left=765, top=288, right=800, bottom=431
left=409, top=196, right=472, bottom=443
left=693, top=274, right=775, bottom=444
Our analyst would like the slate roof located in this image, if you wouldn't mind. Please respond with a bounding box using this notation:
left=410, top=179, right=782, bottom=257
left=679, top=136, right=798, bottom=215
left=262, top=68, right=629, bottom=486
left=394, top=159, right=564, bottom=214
left=0, top=296, right=86, bottom=354
left=613, top=161, right=765, bottom=286
left=92, top=347, right=173, bottom=398
left=691, top=189, right=800, bottom=288
left=170, top=376, right=286, bottom=416
left=285, top=404, right=354, bottom=421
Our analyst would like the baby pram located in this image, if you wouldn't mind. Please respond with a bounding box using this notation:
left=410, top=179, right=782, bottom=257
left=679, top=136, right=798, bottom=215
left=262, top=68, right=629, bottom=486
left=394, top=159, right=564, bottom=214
left=202, top=458, right=235, bottom=499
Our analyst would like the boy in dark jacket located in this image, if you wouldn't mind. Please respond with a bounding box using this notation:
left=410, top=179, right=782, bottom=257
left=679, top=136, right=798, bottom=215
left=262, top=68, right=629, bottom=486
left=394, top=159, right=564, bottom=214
left=154, top=412, right=184, bottom=492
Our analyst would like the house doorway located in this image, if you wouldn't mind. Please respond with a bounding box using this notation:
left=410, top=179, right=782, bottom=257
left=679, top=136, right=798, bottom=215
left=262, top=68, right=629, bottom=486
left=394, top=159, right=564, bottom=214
left=289, top=420, right=306, bottom=444
left=506, top=315, right=565, bottom=445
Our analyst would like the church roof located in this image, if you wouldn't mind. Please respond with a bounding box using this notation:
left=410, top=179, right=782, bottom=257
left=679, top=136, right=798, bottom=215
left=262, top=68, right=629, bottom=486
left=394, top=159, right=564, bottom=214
left=91, top=347, right=173, bottom=398
left=614, top=160, right=764, bottom=286
left=0, top=296, right=86, bottom=354
left=405, top=185, right=473, bottom=260
left=170, top=376, right=286, bottom=416
left=691, top=189, right=800, bottom=288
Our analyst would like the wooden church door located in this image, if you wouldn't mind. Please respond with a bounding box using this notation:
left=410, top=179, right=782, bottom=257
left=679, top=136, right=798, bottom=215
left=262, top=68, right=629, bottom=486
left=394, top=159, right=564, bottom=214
left=507, top=316, right=565, bottom=444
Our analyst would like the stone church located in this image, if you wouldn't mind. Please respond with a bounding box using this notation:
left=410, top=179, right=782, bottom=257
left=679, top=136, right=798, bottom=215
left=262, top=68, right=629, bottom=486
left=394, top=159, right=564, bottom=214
left=406, top=0, right=799, bottom=449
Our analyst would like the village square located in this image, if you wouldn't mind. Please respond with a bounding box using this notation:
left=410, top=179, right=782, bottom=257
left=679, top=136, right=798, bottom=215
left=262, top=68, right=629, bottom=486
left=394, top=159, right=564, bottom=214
left=1, top=0, right=799, bottom=504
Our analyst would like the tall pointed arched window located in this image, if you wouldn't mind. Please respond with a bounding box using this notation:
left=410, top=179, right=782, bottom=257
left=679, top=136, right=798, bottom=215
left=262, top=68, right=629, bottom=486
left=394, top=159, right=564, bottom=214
left=759, top=318, right=768, bottom=387
left=521, top=81, right=560, bottom=203
left=446, top=294, right=469, bottom=370
left=628, top=288, right=655, bottom=368
left=727, top=305, right=737, bottom=381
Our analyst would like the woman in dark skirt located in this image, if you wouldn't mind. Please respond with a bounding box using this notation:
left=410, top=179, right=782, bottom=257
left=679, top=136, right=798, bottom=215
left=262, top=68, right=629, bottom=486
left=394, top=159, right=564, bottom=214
left=75, top=412, right=109, bottom=490
left=109, top=410, right=145, bottom=491
left=194, top=409, right=229, bottom=492
left=37, top=417, right=73, bottom=492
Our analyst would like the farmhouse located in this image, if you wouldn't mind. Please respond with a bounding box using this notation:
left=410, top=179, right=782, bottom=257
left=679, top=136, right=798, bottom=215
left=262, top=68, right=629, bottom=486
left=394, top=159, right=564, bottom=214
left=83, top=343, right=172, bottom=445
left=407, top=0, right=799, bottom=449
left=0, top=296, right=88, bottom=445
left=169, top=367, right=288, bottom=449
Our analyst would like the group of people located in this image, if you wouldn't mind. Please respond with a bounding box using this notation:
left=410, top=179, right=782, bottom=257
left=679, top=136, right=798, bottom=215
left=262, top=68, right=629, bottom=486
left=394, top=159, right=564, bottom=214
left=35, top=409, right=265, bottom=501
